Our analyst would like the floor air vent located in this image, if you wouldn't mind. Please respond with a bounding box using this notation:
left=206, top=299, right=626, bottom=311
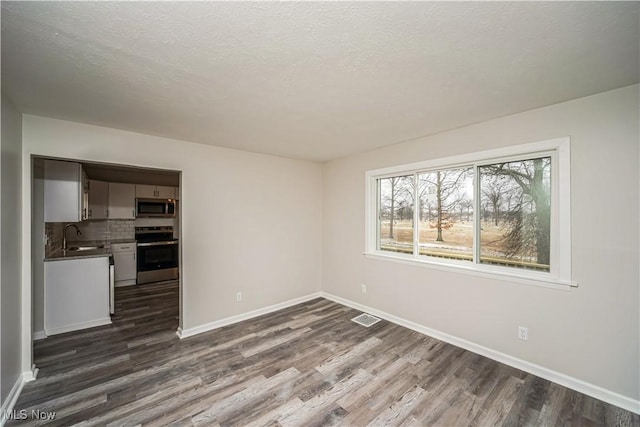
left=351, top=313, right=382, bottom=327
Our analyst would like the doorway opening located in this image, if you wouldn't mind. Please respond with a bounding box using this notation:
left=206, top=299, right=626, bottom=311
left=31, top=156, right=182, bottom=357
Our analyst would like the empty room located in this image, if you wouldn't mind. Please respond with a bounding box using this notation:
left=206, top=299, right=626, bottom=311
left=1, top=1, right=639, bottom=426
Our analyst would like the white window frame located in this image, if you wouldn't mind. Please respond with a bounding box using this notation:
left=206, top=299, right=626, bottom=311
left=364, top=137, right=575, bottom=290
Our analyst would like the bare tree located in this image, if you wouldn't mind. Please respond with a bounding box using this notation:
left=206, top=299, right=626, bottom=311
left=420, top=168, right=471, bottom=242
left=386, top=177, right=398, bottom=239
left=380, top=176, right=413, bottom=239
left=459, top=195, right=473, bottom=222
left=402, top=175, right=432, bottom=222
left=482, top=157, right=551, bottom=265
left=481, top=175, right=506, bottom=226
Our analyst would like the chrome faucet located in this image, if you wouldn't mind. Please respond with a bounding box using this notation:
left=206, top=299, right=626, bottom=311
left=63, top=224, right=82, bottom=251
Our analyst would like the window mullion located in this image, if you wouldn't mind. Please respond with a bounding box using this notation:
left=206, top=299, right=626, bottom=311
left=473, top=164, right=480, bottom=265
left=549, top=151, right=558, bottom=277
left=413, top=173, right=419, bottom=258
left=375, top=179, right=381, bottom=251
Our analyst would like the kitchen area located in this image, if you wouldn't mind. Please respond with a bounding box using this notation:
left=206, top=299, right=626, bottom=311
left=32, top=158, right=180, bottom=338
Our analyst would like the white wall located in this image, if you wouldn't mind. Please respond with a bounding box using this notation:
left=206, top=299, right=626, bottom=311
left=322, top=85, right=639, bottom=403
left=15, top=85, right=639, bottom=411
left=1, top=94, right=23, bottom=403
left=32, top=160, right=44, bottom=338
left=21, top=116, right=323, bottom=338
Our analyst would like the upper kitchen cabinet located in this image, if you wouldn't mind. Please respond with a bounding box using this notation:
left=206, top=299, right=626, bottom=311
left=108, top=183, right=136, bottom=219
left=87, top=180, right=109, bottom=220
left=136, top=184, right=175, bottom=199
left=44, top=159, right=88, bottom=222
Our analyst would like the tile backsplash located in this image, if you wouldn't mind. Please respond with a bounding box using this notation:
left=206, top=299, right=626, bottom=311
left=108, top=220, right=135, bottom=240
left=45, top=220, right=134, bottom=251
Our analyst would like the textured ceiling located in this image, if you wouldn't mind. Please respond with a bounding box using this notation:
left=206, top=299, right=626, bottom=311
left=2, top=2, right=638, bottom=162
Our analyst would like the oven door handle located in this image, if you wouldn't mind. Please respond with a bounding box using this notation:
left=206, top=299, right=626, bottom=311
left=137, top=241, right=179, bottom=247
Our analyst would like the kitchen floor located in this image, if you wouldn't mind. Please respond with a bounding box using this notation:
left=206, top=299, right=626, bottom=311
left=11, top=282, right=638, bottom=426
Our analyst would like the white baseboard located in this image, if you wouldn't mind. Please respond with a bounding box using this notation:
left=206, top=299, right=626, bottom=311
left=177, top=292, right=323, bottom=339
left=0, top=375, right=25, bottom=427
left=130, top=286, right=640, bottom=414
left=320, top=292, right=640, bottom=415
left=25, top=364, right=39, bottom=382
left=44, top=317, right=111, bottom=336
left=0, top=366, right=39, bottom=427
left=33, top=330, right=46, bottom=340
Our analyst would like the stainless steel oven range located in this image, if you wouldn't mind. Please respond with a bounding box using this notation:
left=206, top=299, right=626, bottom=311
left=135, top=226, right=179, bottom=284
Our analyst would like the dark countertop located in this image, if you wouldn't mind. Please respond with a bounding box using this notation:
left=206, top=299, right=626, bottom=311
left=45, top=247, right=111, bottom=261
left=44, top=239, right=137, bottom=262
left=107, top=239, right=137, bottom=245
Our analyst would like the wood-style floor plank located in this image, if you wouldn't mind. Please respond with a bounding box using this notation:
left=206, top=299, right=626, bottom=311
left=8, top=281, right=639, bottom=426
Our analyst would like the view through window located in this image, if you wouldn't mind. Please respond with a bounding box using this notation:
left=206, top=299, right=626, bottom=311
left=378, top=176, right=414, bottom=254
left=479, top=157, right=551, bottom=271
left=417, top=167, right=474, bottom=261
left=375, top=155, right=553, bottom=273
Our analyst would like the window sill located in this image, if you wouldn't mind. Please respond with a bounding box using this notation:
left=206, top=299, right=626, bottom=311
left=363, top=251, right=577, bottom=291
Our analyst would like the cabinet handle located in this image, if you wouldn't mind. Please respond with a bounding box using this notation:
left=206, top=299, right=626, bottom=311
left=132, top=209, right=135, bottom=217
left=106, top=209, right=109, bottom=218
left=133, top=253, right=136, bottom=260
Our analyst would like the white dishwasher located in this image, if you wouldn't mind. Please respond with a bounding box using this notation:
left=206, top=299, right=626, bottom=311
left=111, top=242, right=137, bottom=288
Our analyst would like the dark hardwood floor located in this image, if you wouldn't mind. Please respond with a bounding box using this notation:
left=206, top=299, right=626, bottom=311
left=10, top=281, right=639, bottom=426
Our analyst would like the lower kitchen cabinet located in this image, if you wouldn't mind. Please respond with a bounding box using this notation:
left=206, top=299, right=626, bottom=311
left=111, top=242, right=137, bottom=286
left=44, top=256, right=111, bottom=336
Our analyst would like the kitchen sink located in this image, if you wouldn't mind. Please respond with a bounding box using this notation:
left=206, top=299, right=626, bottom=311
left=66, top=244, right=105, bottom=252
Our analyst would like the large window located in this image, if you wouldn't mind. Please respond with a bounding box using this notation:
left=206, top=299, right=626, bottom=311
left=367, top=138, right=573, bottom=288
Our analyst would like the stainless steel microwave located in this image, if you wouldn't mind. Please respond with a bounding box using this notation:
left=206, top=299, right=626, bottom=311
left=136, top=198, right=176, bottom=218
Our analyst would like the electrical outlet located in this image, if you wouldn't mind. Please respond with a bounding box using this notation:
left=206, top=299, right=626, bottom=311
left=361, top=284, right=367, bottom=294
left=236, top=292, right=242, bottom=302
left=518, top=326, right=528, bottom=341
